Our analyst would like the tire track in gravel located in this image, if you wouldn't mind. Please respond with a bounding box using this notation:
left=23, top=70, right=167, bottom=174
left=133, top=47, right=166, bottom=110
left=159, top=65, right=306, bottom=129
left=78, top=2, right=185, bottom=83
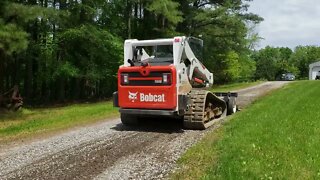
left=4, top=132, right=146, bottom=179
left=0, top=81, right=290, bottom=180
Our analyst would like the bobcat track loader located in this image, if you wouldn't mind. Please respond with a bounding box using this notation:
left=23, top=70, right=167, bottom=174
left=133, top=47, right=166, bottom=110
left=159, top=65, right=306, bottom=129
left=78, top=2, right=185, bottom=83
left=113, top=36, right=237, bottom=130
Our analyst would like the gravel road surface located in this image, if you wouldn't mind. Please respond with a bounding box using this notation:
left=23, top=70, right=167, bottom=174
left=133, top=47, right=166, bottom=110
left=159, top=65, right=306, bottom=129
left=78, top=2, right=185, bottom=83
left=0, top=81, right=290, bottom=180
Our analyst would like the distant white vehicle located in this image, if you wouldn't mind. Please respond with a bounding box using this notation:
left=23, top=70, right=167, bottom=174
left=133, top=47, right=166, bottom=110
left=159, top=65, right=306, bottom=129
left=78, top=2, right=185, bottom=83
left=280, top=73, right=295, bottom=81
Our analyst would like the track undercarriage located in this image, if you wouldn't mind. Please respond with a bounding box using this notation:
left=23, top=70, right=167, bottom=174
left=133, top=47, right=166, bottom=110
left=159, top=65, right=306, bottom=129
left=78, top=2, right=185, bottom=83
left=183, top=90, right=227, bottom=130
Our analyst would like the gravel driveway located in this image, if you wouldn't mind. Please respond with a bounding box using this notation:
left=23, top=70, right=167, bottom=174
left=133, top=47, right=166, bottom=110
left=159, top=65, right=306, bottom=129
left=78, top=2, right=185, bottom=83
left=0, top=81, right=290, bottom=180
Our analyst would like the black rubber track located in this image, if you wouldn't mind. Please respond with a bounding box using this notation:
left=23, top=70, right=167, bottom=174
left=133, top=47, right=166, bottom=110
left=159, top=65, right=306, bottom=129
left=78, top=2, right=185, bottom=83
left=183, top=90, right=227, bottom=130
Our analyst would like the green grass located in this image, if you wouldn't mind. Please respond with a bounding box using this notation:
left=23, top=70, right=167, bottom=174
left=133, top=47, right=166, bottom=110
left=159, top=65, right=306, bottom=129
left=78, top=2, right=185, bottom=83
left=0, top=101, right=118, bottom=142
left=172, top=81, right=320, bottom=180
left=212, top=81, right=264, bottom=92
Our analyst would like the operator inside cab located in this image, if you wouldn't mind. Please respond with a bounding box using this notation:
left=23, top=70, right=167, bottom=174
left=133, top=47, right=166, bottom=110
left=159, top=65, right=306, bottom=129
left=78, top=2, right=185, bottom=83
left=132, top=45, right=174, bottom=66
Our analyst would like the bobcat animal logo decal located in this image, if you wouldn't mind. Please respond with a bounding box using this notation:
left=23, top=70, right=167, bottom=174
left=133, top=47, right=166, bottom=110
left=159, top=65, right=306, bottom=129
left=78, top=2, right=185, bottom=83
left=128, top=91, right=138, bottom=102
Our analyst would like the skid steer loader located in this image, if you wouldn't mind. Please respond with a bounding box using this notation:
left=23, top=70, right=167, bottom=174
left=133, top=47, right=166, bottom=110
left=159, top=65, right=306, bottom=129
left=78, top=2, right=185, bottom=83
left=113, top=36, right=237, bottom=130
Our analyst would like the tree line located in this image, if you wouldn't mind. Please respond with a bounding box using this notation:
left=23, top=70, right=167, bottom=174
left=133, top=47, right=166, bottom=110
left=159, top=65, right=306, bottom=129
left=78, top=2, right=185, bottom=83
left=0, top=0, right=263, bottom=105
left=1, top=0, right=318, bottom=106
left=3, top=0, right=318, bottom=106
left=252, top=46, right=320, bottom=81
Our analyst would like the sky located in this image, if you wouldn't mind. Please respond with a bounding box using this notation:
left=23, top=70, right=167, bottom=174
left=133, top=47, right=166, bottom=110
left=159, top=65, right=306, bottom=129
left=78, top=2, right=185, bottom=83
left=249, top=0, right=320, bottom=49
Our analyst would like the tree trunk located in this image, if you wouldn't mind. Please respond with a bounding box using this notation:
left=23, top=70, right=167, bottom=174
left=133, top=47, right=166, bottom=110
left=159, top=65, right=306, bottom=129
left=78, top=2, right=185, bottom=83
left=58, top=77, right=65, bottom=102
left=127, top=0, right=132, bottom=39
left=6, top=68, right=10, bottom=91
left=25, top=57, right=33, bottom=103
left=0, top=53, right=4, bottom=94
left=162, top=16, right=165, bottom=30
left=71, top=78, right=80, bottom=100
left=134, top=2, right=138, bottom=37
left=13, top=55, right=18, bottom=86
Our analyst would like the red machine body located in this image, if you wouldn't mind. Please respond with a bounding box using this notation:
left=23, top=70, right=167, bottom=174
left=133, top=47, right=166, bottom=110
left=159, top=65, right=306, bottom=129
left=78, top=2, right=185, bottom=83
left=118, top=65, right=177, bottom=110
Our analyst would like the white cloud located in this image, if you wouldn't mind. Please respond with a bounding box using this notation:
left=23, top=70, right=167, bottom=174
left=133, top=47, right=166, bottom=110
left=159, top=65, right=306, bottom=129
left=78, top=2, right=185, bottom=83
left=249, top=0, right=320, bottom=49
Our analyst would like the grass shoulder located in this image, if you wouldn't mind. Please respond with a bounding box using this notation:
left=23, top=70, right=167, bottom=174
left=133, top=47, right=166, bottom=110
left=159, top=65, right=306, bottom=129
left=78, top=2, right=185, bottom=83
left=0, top=101, right=118, bottom=143
left=172, top=81, right=320, bottom=179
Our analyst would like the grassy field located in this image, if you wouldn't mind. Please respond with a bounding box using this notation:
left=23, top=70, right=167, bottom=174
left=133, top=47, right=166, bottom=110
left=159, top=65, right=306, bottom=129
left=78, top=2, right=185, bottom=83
left=172, top=81, right=320, bottom=179
left=212, top=81, right=264, bottom=92
left=0, top=102, right=118, bottom=143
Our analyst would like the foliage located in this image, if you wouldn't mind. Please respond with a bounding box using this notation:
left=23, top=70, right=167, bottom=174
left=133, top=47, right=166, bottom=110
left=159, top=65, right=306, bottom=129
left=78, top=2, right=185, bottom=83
left=212, top=51, right=241, bottom=82
left=253, top=46, right=320, bottom=80
left=147, top=0, right=183, bottom=25
left=0, top=0, right=264, bottom=104
left=238, top=54, right=256, bottom=81
left=1, top=0, right=319, bottom=105
left=290, top=46, right=320, bottom=78
left=58, top=24, right=122, bottom=81
left=252, top=47, right=279, bottom=80
left=0, top=21, right=28, bottom=55
left=181, top=0, right=263, bottom=83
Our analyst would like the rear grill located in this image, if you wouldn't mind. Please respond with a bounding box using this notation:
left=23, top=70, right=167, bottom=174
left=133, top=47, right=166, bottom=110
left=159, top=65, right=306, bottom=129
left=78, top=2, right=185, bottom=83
left=121, top=71, right=171, bottom=86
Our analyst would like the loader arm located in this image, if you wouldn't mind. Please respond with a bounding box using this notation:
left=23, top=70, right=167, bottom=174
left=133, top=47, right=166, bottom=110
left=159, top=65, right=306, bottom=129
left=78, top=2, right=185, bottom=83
left=184, top=40, right=214, bottom=87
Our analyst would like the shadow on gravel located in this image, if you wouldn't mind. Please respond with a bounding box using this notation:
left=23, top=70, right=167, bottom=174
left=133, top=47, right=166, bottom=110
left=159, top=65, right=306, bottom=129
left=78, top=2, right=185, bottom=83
left=111, top=117, right=185, bottom=134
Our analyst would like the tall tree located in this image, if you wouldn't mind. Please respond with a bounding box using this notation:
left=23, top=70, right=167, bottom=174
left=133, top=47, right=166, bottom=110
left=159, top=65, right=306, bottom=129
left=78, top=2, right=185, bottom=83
left=175, top=0, right=263, bottom=82
left=147, top=0, right=183, bottom=36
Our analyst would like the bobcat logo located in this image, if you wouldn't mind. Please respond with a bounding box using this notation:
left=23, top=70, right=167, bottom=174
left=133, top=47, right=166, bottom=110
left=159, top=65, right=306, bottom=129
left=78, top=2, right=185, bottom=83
left=128, top=91, right=138, bottom=102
